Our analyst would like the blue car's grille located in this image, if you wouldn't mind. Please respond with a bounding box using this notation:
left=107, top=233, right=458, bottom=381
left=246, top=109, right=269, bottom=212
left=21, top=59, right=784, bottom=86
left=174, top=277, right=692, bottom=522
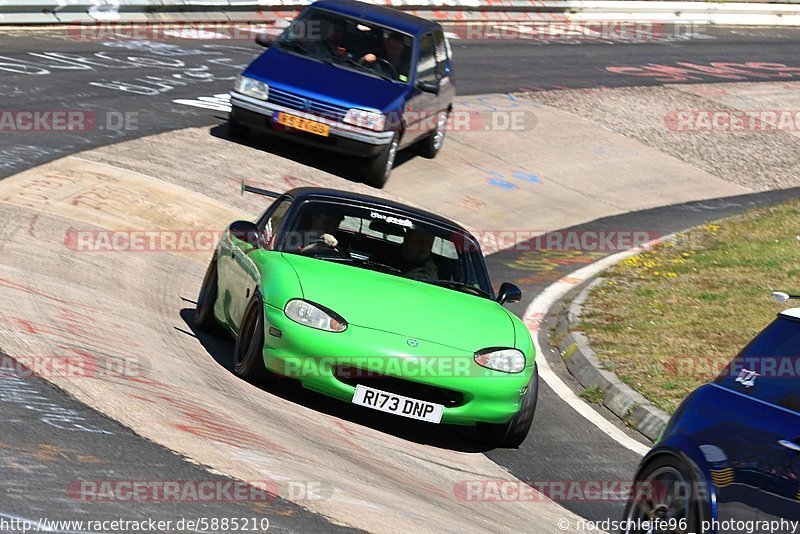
left=268, top=88, right=348, bottom=122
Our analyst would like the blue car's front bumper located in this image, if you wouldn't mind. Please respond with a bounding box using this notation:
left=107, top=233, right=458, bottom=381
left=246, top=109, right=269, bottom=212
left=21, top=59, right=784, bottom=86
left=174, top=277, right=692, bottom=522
left=229, top=91, right=395, bottom=157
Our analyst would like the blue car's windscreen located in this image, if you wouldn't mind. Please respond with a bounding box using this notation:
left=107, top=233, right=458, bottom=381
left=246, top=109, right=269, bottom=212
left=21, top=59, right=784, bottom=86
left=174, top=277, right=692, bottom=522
left=715, top=316, right=800, bottom=413
left=276, top=8, right=414, bottom=83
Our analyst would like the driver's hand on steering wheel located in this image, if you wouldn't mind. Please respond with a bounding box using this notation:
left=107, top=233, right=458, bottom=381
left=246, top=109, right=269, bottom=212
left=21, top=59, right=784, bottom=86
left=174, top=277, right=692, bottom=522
left=361, top=53, right=377, bottom=63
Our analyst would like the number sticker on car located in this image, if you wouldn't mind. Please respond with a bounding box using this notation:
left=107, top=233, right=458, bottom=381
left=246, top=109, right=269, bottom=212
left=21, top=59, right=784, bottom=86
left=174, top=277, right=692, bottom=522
left=352, top=385, right=443, bottom=423
left=274, top=112, right=330, bottom=137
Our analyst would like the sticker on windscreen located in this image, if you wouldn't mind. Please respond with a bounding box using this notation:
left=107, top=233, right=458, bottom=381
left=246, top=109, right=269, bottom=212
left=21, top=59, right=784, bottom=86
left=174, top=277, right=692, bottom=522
left=370, top=211, right=413, bottom=228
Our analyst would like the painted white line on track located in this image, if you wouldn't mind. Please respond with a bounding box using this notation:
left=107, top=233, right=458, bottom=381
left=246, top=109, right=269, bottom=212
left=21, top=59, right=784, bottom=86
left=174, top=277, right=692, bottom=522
left=522, top=241, right=670, bottom=457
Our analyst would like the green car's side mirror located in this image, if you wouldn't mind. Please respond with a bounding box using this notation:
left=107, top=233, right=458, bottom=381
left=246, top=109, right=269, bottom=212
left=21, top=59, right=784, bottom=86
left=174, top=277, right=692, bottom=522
left=497, top=282, right=522, bottom=305
left=230, top=220, right=261, bottom=249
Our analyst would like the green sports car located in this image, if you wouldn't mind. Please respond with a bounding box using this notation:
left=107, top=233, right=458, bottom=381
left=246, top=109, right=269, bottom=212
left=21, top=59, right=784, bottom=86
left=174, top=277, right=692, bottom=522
left=194, top=186, right=537, bottom=447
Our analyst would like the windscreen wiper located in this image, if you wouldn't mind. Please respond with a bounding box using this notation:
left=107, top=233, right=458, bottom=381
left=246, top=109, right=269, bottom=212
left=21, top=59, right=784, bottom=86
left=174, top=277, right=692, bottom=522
left=429, top=280, right=491, bottom=298
left=360, top=259, right=401, bottom=274
left=278, top=41, right=333, bottom=65
left=340, top=57, right=395, bottom=82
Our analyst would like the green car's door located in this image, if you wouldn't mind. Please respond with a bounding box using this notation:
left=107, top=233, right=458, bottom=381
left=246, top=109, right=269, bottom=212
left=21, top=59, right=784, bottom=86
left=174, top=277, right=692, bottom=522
left=226, top=196, right=293, bottom=331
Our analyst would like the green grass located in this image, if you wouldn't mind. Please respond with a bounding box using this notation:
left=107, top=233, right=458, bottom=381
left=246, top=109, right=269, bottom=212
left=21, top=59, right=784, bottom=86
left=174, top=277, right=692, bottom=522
left=578, top=201, right=800, bottom=414
left=580, top=386, right=606, bottom=405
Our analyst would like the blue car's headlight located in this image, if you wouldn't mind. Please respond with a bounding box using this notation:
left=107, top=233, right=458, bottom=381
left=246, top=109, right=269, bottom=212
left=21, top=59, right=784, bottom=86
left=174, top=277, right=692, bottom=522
left=235, top=75, right=269, bottom=100
left=344, top=109, right=385, bottom=131
left=474, top=348, right=525, bottom=373
left=285, top=299, right=347, bottom=332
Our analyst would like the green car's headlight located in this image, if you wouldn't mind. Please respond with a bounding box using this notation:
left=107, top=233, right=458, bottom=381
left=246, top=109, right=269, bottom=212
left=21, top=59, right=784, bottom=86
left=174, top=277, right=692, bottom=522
left=284, top=299, right=347, bottom=333
left=474, top=348, right=525, bottom=373
left=235, top=75, right=269, bottom=100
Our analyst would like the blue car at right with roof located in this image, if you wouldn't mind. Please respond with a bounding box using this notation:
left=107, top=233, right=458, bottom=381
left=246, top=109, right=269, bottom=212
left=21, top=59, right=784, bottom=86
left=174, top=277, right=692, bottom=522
left=229, top=0, right=455, bottom=188
left=624, top=292, right=800, bottom=533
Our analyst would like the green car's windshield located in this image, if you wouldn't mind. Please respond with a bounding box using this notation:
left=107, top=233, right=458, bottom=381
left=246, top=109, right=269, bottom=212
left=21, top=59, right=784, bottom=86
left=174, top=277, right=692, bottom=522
left=276, top=8, right=414, bottom=83
left=279, top=200, right=494, bottom=298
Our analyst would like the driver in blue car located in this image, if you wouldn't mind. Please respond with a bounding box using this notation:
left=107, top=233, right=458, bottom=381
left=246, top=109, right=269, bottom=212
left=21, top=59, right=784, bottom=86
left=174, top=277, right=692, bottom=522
left=359, top=32, right=410, bottom=81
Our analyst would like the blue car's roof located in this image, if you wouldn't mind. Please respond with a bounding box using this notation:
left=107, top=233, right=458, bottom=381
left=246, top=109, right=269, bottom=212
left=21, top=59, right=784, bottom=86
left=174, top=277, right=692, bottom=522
left=310, top=0, right=440, bottom=36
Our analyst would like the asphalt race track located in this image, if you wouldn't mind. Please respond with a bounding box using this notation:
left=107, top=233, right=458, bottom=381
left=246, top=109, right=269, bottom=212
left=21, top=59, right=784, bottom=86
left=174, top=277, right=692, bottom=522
left=1, top=24, right=800, bottom=532
left=3, top=25, right=800, bottom=177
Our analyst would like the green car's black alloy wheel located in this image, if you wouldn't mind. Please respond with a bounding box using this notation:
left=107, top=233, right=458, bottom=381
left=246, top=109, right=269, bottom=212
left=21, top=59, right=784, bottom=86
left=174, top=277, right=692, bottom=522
left=233, top=295, right=269, bottom=381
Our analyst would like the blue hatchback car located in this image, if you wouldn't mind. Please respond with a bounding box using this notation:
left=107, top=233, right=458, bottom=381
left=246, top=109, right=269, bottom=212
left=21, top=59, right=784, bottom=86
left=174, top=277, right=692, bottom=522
left=624, top=306, right=800, bottom=533
left=229, top=0, right=455, bottom=188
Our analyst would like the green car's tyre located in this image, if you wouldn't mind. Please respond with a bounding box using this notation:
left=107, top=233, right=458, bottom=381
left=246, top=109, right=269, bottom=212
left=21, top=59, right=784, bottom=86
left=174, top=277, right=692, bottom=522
left=364, top=133, right=399, bottom=189
left=477, top=365, right=538, bottom=448
left=233, top=295, right=269, bottom=381
left=194, top=256, right=221, bottom=332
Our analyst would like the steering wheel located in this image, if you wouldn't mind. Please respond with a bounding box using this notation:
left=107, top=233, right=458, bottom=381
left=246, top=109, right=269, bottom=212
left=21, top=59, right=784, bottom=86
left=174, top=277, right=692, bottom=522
left=357, top=57, right=398, bottom=80
left=300, top=239, right=349, bottom=258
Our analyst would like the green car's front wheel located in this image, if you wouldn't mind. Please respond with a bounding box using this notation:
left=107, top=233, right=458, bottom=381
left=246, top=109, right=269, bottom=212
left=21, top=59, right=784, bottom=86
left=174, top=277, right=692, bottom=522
left=194, top=256, right=220, bottom=332
left=477, top=366, right=538, bottom=448
left=233, top=295, right=269, bottom=381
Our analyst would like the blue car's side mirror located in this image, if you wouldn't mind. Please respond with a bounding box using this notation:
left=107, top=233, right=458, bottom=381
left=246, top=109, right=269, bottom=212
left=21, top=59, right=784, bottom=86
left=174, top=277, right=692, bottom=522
left=255, top=34, right=274, bottom=48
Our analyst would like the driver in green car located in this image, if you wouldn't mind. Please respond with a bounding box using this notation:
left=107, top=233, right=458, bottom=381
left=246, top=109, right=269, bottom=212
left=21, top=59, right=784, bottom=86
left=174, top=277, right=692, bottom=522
left=398, top=229, right=439, bottom=280
left=300, top=211, right=344, bottom=253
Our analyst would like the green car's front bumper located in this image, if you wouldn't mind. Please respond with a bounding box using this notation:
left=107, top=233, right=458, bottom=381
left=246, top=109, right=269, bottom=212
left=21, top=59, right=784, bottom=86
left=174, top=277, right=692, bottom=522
left=261, top=304, right=535, bottom=426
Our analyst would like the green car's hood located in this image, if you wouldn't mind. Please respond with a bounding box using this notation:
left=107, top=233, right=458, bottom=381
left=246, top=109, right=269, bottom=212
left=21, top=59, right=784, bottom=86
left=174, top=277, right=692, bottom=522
left=281, top=253, right=516, bottom=352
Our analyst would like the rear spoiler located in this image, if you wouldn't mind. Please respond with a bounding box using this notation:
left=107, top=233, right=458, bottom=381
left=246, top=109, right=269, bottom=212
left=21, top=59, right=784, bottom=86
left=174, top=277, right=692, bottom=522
left=241, top=177, right=281, bottom=198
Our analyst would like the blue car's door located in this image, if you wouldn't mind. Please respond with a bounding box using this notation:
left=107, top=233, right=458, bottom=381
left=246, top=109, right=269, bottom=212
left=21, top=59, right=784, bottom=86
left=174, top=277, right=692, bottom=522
left=713, top=315, right=800, bottom=531
left=403, top=31, right=439, bottom=147
left=756, top=407, right=800, bottom=531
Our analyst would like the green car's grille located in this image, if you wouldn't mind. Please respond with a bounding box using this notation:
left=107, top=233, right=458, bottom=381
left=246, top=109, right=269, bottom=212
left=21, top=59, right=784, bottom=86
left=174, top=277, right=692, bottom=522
left=333, top=365, right=465, bottom=407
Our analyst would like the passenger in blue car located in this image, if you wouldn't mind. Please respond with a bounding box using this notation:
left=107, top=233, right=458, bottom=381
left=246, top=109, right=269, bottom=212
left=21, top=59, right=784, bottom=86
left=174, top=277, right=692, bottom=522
left=315, top=17, right=350, bottom=59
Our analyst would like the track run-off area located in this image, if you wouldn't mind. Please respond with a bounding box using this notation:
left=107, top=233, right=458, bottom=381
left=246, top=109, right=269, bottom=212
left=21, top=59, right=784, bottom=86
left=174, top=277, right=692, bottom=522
left=1, top=25, right=800, bottom=532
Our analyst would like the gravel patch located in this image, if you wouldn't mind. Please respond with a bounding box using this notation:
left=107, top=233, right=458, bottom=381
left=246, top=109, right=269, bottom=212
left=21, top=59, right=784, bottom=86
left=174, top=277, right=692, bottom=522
left=520, top=82, right=800, bottom=191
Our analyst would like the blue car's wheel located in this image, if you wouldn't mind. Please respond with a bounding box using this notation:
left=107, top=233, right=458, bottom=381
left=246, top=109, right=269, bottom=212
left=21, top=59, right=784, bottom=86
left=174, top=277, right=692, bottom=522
left=623, top=456, right=700, bottom=534
left=233, top=295, right=269, bottom=381
left=228, top=115, right=249, bottom=139
left=418, top=111, right=447, bottom=159
left=476, top=365, right=538, bottom=448
left=364, top=133, right=399, bottom=189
